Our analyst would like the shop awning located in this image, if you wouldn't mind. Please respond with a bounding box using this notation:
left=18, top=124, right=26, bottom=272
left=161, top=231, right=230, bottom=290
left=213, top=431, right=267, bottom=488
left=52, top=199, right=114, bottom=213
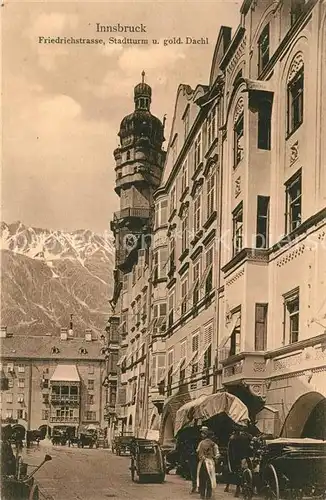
left=174, top=394, right=209, bottom=435
left=174, top=392, right=249, bottom=436
left=50, top=364, right=80, bottom=382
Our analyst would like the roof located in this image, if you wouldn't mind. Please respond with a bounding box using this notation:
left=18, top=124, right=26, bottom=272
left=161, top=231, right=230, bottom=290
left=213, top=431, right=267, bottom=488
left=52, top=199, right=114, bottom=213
left=50, top=364, right=80, bottom=382
left=0, top=335, right=106, bottom=361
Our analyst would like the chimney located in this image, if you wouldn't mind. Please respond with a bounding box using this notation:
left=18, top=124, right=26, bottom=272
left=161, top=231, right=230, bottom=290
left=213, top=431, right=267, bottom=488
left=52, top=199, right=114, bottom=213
left=60, top=327, right=68, bottom=340
left=0, top=327, right=7, bottom=338
left=85, top=329, right=92, bottom=342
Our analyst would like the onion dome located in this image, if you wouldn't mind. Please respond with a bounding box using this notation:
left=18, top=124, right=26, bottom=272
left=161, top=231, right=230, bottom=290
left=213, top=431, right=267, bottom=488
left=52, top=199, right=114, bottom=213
left=118, top=71, right=164, bottom=147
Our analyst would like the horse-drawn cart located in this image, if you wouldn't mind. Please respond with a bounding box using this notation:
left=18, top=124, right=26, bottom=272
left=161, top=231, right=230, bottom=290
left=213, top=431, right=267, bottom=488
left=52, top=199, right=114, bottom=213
left=130, top=438, right=165, bottom=483
left=1, top=454, right=52, bottom=500
left=241, top=437, right=326, bottom=500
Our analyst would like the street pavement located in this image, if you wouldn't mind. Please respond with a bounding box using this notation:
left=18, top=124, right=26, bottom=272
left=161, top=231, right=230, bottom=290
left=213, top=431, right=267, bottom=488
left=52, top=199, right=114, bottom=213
left=23, top=444, right=237, bottom=500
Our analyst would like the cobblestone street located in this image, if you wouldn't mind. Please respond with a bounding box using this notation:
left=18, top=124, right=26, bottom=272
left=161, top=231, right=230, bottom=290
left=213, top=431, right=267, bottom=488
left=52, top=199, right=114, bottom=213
left=25, top=445, right=236, bottom=500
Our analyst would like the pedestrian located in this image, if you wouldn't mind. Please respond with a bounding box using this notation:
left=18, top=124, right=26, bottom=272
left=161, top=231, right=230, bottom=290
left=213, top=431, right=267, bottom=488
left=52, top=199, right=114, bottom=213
left=186, top=427, right=201, bottom=493
left=196, top=427, right=220, bottom=500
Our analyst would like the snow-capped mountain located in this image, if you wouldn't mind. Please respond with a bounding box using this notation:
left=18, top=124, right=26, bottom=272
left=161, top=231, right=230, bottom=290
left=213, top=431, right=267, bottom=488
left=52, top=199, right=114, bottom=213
left=1, top=222, right=115, bottom=337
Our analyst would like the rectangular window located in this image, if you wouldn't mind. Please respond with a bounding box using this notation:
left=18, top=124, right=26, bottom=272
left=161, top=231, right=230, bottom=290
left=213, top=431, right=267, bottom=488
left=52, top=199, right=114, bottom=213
left=255, top=304, right=268, bottom=351
left=207, top=171, right=215, bottom=218
left=17, top=393, right=24, bottom=403
left=194, top=132, right=202, bottom=169
left=181, top=278, right=188, bottom=315
left=205, top=247, right=214, bottom=294
left=86, top=411, right=96, bottom=421
left=287, top=69, right=304, bottom=134
left=88, top=365, right=94, bottom=375
left=17, top=364, right=25, bottom=373
left=180, top=339, right=187, bottom=360
left=88, top=394, right=94, bottom=405
left=207, top=106, right=217, bottom=147
left=167, top=349, right=174, bottom=367
left=193, top=258, right=201, bottom=304
left=87, top=380, right=95, bottom=391
left=230, top=310, right=241, bottom=356
left=234, top=114, right=244, bottom=166
left=284, top=290, right=300, bottom=344
left=286, top=172, right=302, bottom=232
left=6, top=393, right=13, bottom=403
left=168, top=236, right=175, bottom=276
left=8, top=379, right=14, bottom=388
left=17, top=409, right=24, bottom=419
left=181, top=213, right=189, bottom=253
left=168, top=292, right=174, bottom=328
left=232, top=203, right=243, bottom=256
left=257, top=101, right=271, bottom=150
left=256, top=196, right=270, bottom=248
left=18, top=379, right=25, bottom=388
left=155, top=200, right=168, bottom=228
left=258, top=24, right=270, bottom=74
left=192, top=333, right=199, bottom=353
left=170, top=186, right=176, bottom=215
left=43, top=394, right=49, bottom=404
left=6, top=410, right=13, bottom=419
left=193, top=189, right=202, bottom=234
left=41, top=410, right=49, bottom=420
left=181, top=160, right=188, bottom=194
left=42, top=378, right=49, bottom=389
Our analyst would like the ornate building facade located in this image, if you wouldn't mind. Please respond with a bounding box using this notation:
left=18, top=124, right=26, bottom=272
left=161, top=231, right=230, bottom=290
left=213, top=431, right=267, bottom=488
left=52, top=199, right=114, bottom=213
left=107, top=0, right=326, bottom=444
left=0, top=327, right=107, bottom=437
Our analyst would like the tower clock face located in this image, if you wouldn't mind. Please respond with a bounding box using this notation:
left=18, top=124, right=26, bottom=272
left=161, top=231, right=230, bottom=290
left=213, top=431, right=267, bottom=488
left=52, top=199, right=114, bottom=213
left=125, top=234, right=138, bottom=250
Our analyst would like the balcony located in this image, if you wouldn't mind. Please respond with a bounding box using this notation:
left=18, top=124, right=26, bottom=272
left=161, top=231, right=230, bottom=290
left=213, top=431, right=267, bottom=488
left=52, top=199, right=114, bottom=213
left=50, top=394, right=80, bottom=405
left=221, top=352, right=266, bottom=386
left=50, top=416, right=79, bottom=423
left=149, top=387, right=165, bottom=414
left=114, top=207, right=151, bottom=222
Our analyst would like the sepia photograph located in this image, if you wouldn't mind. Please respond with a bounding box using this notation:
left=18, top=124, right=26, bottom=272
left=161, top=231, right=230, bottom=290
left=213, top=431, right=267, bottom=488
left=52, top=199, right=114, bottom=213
left=1, top=0, right=326, bottom=499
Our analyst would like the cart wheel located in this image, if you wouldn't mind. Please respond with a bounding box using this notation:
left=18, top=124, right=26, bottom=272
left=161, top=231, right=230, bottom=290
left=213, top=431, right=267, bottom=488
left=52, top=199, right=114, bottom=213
left=242, top=468, right=253, bottom=500
left=263, top=464, right=280, bottom=500
left=29, top=484, right=39, bottom=500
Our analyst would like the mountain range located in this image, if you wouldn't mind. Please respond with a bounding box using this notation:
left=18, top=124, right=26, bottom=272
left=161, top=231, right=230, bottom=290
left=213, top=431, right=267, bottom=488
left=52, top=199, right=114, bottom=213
left=0, top=221, right=115, bottom=337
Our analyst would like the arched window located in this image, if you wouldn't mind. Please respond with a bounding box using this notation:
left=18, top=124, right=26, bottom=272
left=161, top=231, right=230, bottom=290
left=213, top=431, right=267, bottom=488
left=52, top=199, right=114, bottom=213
left=233, top=97, right=244, bottom=166
left=287, top=52, right=304, bottom=135
left=258, top=24, right=270, bottom=74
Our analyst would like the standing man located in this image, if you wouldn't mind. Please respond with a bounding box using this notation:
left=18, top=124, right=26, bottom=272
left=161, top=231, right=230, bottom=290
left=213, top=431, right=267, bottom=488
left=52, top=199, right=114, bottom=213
left=196, top=427, right=220, bottom=500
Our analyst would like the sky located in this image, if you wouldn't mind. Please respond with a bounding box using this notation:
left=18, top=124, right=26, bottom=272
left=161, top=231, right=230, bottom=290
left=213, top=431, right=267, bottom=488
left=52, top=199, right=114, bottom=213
left=2, top=0, right=241, bottom=234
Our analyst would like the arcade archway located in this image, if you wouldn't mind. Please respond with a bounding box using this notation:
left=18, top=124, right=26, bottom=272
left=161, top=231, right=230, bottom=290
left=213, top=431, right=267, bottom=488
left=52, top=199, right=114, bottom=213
left=281, top=391, right=326, bottom=438
left=162, top=412, right=174, bottom=446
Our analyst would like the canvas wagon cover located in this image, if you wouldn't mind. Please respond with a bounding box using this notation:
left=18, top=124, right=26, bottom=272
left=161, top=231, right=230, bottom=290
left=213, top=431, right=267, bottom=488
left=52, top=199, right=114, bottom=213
left=175, top=392, right=249, bottom=435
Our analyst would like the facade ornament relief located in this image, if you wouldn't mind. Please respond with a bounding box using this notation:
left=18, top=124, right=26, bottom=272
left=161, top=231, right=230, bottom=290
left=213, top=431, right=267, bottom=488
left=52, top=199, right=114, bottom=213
left=234, top=97, right=244, bottom=124
left=289, top=141, right=299, bottom=166
left=276, top=244, right=305, bottom=267
left=226, top=268, right=245, bottom=287
left=287, top=52, right=304, bottom=83
left=225, top=302, right=232, bottom=326
left=235, top=176, right=241, bottom=198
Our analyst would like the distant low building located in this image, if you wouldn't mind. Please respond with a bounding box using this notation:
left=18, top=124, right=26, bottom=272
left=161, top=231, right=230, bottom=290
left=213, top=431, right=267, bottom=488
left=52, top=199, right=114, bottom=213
left=0, top=327, right=107, bottom=438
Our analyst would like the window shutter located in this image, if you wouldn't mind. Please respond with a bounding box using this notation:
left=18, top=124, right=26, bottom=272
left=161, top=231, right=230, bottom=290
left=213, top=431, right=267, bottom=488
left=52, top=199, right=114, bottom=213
left=204, top=322, right=213, bottom=346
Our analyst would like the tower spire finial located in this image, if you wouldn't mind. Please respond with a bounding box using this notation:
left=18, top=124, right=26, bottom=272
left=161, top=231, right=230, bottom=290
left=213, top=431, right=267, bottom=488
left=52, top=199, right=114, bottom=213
left=141, top=70, right=145, bottom=84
